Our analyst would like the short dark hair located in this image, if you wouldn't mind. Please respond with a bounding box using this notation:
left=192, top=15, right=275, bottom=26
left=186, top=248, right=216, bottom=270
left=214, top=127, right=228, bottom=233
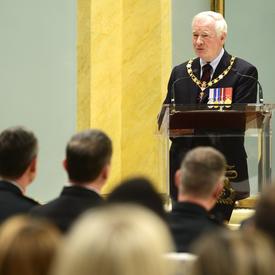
left=66, top=129, right=112, bottom=183
left=107, top=177, right=165, bottom=219
left=0, top=126, right=38, bottom=179
left=180, top=147, right=226, bottom=197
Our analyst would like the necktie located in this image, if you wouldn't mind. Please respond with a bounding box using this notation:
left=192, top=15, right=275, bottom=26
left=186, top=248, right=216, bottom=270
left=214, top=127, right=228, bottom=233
left=198, top=63, right=213, bottom=103
left=201, top=63, right=212, bottom=83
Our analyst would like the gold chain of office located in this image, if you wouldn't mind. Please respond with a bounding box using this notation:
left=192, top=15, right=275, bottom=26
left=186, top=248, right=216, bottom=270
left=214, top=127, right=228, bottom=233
left=186, top=56, right=236, bottom=91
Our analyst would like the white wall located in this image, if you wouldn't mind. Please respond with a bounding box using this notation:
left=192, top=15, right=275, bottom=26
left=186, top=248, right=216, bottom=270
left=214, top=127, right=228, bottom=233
left=172, top=0, right=209, bottom=66
left=0, top=0, right=76, bottom=202
left=225, top=0, right=275, bottom=192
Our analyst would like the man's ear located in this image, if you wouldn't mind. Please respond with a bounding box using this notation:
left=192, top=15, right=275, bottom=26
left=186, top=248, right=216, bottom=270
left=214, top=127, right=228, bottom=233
left=63, top=159, right=68, bottom=171
left=175, top=169, right=182, bottom=191
left=26, top=157, right=37, bottom=183
left=220, top=32, right=227, bottom=44
left=101, top=163, right=111, bottom=181
left=213, top=180, right=224, bottom=199
left=29, top=157, right=37, bottom=173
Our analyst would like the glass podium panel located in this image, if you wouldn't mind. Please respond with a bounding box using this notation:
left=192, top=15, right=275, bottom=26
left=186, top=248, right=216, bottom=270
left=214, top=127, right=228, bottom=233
left=157, top=103, right=275, bottom=198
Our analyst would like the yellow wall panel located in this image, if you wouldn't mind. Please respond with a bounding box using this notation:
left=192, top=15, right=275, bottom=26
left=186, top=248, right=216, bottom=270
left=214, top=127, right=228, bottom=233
left=77, top=0, right=171, bottom=194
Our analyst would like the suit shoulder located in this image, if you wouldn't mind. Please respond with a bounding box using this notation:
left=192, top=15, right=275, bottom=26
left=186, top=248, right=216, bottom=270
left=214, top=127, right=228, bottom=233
left=234, top=57, right=257, bottom=72
left=172, top=60, right=190, bottom=73
left=2, top=190, right=40, bottom=207
left=23, top=195, right=40, bottom=206
left=30, top=197, right=60, bottom=214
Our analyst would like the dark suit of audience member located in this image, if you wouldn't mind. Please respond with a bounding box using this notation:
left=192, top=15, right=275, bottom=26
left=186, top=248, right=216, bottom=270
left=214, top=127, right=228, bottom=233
left=167, top=147, right=226, bottom=252
left=107, top=177, right=166, bottom=220
left=31, top=186, right=103, bottom=233
left=31, top=129, right=112, bottom=233
left=0, top=181, right=38, bottom=222
left=0, top=126, right=39, bottom=223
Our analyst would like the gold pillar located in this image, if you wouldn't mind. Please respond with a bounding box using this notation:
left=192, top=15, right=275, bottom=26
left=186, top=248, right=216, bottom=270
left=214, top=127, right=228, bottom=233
left=210, top=0, right=225, bottom=15
left=77, top=0, right=91, bottom=129
left=77, top=0, right=171, bottom=194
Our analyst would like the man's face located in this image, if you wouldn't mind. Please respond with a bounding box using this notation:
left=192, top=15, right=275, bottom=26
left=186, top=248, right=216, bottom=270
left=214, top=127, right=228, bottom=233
left=192, top=18, right=226, bottom=62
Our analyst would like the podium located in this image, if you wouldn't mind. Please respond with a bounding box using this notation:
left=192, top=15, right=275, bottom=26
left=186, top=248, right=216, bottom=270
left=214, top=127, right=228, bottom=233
left=157, top=103, right=275, bottom=202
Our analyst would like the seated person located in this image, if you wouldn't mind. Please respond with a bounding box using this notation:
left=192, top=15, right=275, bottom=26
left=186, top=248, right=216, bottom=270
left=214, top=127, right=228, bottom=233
left=31, top=129, right=112, bottom=233
left=0, top=215, right=61, bottom=275
left=192, top=230, right=274, bottom=275
left=51, top=205, right=175, bottom=275
left=0, top=126, right=39, bottom=223
left=107, top=177, right=166, bottom=219
left=241, top=183, right=275, bottom=249
left=167, top=147, right=226, bottom=252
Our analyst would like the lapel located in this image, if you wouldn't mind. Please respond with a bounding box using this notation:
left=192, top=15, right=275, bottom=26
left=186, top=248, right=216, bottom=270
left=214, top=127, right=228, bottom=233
left=212, top=50, right=232, bottom=80
left=192, top=57, right=201, bottom=79
left=190, top=58, right=201, bottom=103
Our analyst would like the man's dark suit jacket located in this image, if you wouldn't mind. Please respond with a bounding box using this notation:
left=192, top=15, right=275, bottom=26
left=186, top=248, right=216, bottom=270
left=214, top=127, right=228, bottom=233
left=0, top=180, right=39, bottom=224
left=30, top=185, right=103, bottom=233
left=163, top=50, right=258, bottom=200
left=167, top=202, right=224, bottom=252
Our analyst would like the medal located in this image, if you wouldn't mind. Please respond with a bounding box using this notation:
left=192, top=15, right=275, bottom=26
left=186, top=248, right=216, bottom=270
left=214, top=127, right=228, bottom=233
left=213, top=88, right=220, bottom=109
left=220, top=88, right=224, bottom=104
left=224, top=87, right=233, bottom=107
left=208, top=88, right=214, bottom=108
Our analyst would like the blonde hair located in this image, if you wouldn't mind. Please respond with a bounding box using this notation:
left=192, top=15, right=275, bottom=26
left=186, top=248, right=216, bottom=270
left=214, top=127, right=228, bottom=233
left=192, top=11, right=227, bottom=37
left=192, top=230, right=275, bottom=275
left=52, top=205, right=175, bottom=275
left=0, top=215, right=61, bottom=275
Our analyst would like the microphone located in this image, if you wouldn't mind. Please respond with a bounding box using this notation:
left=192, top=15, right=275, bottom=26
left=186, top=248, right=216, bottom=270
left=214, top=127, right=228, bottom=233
left=231, top=68, right=263, bottom=104
left=170, top=72, right=197, bottom=108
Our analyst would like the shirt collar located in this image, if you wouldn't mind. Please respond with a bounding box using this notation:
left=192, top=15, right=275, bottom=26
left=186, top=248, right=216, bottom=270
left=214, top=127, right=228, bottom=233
left=200, top=48, right=224, bottom=78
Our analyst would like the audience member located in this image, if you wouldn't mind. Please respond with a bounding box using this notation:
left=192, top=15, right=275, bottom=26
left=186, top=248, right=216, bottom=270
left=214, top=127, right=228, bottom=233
left=31, top=129, right=112, bottom=233
left=0, top=126, right=39, bottom=223
left=167, top=146, right=226, bottom=252
left=0, top=215, right=61, bottom=275
left=252, top=184, right=275, bottom=247
left=107, top=177, right=165, bottom=219
left=192, top=230, right=275, bottom=275
left=51, top=205, right=175, bottom=275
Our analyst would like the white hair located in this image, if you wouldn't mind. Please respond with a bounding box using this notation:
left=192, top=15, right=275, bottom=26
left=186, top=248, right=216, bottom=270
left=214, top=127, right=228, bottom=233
left=192, top=11, right=227, bottom=37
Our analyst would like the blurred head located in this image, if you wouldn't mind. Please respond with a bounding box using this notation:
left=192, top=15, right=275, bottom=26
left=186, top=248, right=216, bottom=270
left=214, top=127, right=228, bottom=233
left=107, top=177, right=165, bottom=219
left=192, top=230, right=275, bottom=275
left=0, top=126, right=38, bottom=180
left=65, top=129, right=112, bottom=184
left=0, top=216, right=61, bottom=275
left=177, top=147, right=226, bottom=198
left=254, top=184, right=275, bottom=246
left=192, top=11, right=227, bottom=62
left=51, top=205, right=175, bottom=275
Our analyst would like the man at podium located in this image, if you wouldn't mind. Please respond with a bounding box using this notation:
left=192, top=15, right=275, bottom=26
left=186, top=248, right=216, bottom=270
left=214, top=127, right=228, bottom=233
left=163, top=11, right=258, bottom=221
